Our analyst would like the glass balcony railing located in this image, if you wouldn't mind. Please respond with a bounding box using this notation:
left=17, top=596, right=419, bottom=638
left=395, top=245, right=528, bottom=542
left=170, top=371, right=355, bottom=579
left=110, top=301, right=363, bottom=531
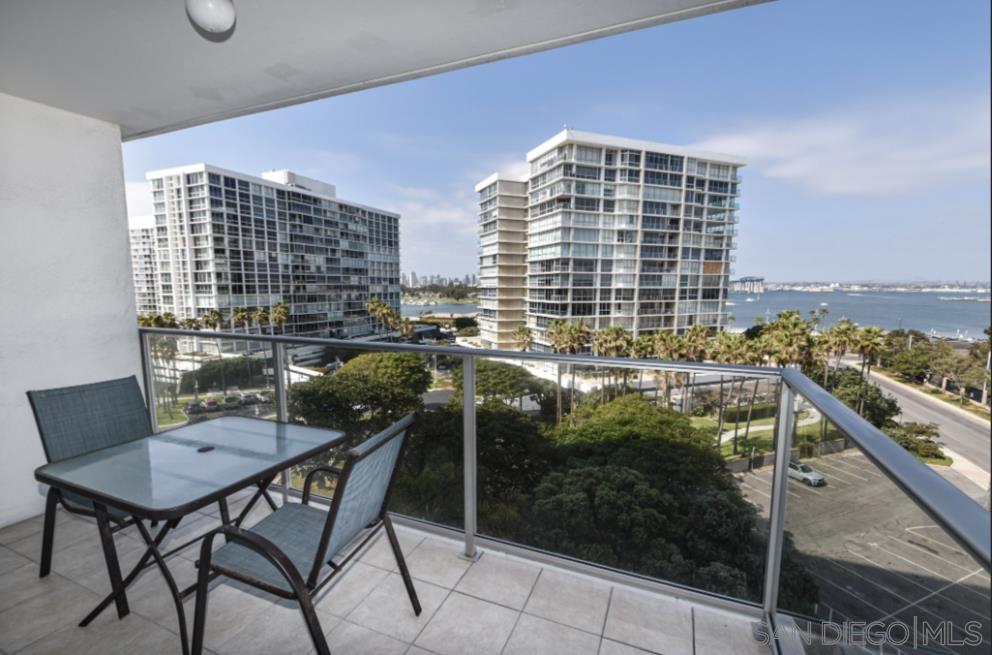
left=139, top=327, right=991, bottom=653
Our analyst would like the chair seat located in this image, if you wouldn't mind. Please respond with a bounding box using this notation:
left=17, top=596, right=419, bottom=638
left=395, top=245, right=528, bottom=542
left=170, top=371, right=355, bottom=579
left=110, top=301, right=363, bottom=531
left=61, top=491, right=130, bottom=520
left=209, top=503, right=332, bottom=594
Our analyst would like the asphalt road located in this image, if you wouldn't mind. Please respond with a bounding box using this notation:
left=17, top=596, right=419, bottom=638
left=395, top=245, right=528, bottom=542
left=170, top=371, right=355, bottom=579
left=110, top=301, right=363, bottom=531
left=738, top=452, right=991, bottom=654
left=865, top=369, right=990, bottom=474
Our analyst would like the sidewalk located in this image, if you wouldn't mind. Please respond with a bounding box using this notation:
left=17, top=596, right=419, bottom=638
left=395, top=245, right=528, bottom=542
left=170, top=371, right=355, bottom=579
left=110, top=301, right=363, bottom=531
left=851, top=362, right=991, bottom=428
left=940, top=446, right=991, bottom=492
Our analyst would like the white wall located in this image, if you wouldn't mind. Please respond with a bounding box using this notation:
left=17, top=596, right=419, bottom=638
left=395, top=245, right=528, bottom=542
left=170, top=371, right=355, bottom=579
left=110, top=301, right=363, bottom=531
left=0, top=92, right=142, bottom=527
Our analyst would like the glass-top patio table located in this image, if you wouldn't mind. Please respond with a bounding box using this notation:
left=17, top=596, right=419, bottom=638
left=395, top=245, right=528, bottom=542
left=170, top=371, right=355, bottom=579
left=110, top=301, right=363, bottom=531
left=34, top=416, right=347, bottom=655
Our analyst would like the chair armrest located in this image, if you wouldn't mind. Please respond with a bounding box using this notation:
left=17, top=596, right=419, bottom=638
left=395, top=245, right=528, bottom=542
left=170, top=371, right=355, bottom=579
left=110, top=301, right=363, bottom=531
left=302, top=466, right=341, bottom=505
left=197, top=524, right=309, bottom=598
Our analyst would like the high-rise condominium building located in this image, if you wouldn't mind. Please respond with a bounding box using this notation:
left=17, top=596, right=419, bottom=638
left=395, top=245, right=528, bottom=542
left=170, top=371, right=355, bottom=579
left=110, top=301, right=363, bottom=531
left=140, top=165, right=399, bottom=338
left=476, top=173, right=528, bottom=349
left=476, top=129, right=743, bottom=351
left=129, top=225, right=160, bottom=314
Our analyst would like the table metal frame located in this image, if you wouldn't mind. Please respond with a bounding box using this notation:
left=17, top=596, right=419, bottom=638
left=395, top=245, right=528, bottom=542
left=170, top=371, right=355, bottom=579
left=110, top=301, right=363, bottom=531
left=35, top=418, right=347, bottom=655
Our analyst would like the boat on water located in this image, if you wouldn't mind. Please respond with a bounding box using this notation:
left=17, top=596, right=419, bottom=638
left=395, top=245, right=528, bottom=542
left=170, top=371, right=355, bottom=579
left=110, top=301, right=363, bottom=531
left=745, top=297, right=756, bottom=303
left=819, top=302, right=829, bottom=307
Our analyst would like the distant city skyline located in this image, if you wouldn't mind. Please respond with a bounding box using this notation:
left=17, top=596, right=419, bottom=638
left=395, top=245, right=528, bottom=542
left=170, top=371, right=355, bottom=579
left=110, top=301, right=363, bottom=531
left=123, top=0, right=990, bottom=281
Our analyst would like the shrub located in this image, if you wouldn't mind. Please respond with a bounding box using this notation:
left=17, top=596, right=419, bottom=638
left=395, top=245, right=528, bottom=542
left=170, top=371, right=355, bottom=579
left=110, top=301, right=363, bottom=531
left=883, top=422, right=949, bottom=462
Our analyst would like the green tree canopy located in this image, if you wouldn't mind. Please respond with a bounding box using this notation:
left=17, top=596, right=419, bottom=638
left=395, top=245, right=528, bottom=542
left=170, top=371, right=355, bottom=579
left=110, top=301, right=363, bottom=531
left=288, top=352, right=430, bottom=435
left=452, top=359, right=541, bottom=403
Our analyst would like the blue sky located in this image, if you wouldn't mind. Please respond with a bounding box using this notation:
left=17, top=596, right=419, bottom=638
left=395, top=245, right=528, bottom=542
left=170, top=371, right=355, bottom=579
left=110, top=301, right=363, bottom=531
left=123, top=0, right=991, bottom=282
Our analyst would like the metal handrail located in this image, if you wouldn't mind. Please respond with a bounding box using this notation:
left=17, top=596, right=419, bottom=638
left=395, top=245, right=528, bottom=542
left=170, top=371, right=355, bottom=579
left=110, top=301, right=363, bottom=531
left=137, top=327, right=782, bottom=378
left=781, top=368, right=991, bottom=572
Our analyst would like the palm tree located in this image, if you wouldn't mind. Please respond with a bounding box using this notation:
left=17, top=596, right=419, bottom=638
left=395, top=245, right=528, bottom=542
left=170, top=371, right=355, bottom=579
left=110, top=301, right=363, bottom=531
left=563, top=320, right=592, bottom=418
left=511, top=325, right=534, bottom=352
left=631, top=334, right=655, bottom=397
left=546, top=319, right=570, bottom=424
left=855, top=326, right=886, bottom=415
left=232, top=307, right=250, bottom=332
left=711, top=331, right=746, bottom=448
left=366, top=298, right=388, bottom=331
left=653, top=331, right=683, bottom=407
left=399, top=317, right=415, bottom=341
left=738, top=338, right=765, bottom=447
left=252, top=307, right=270, bottom=334
left=814, top=329, right=836, bottom=388
left=681, top=324, right=710, bottom=412
left=765, top=311, right=811, bottom=368
left=156, top=312, right=179, bottom=328
left=201, top=309, right=223, bottom=332
left=366, top=298, right=400, bottom=338
left=830, top=318, right=857, bottom=369
left=180, top=317, right=202, bottom=330
left=199, top=308, right=226, bottom=386
left=592, top=326, right=633, bottom=400
left=812, top=331, right=835, bottom=441
left=271, top=301, right=290, bottom=335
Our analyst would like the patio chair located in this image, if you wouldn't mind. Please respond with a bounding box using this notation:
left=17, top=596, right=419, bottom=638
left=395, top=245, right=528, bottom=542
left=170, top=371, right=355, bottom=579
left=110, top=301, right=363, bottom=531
left=191, top=413, right=421, bottom=655
left=26, top=376, right=152, bottom=577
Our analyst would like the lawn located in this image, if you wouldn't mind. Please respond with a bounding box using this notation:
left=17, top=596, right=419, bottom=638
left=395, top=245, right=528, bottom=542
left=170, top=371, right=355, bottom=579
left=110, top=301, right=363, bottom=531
left=153, top=385, right=276, bottom=428
left=720, top=433, right=774, bottom=459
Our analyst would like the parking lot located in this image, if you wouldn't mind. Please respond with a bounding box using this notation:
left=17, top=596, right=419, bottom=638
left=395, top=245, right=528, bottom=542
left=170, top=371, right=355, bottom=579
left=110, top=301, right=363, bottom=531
left=736, top=450, right=991, bottom=654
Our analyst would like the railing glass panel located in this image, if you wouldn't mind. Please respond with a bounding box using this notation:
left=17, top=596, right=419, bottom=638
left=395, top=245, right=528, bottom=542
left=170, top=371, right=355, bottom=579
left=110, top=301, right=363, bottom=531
left=137, top=328, right=990, bottom=630
left=277, top=340, right=465, bottom=531
left=472, top=355, right=785, bottom=605
left=145, top=333, right=277, bottom=430
left=774, top=390, right=991, bottom=654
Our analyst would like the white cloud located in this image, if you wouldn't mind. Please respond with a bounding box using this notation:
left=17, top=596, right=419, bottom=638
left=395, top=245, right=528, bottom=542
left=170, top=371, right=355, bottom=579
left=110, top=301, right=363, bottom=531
left=389, top=185, right=477, bottom=236
left=691, top=95, right=990, bottom=195
left=124, top=181, right=153, bottom=219
left=383, top=184, right=479, bottom=274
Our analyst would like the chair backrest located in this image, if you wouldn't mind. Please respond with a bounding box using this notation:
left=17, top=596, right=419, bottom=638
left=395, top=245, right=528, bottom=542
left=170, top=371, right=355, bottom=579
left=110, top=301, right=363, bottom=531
left=27, top=376, right=153, bottom=463
left=310, top=413, right=415, bottom=585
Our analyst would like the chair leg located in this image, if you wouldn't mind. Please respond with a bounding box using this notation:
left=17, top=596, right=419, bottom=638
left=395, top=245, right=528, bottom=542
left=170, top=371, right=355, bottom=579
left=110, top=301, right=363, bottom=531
left=383, top=514, right=421, bottom=615
left=298, top=591, right=331, bottom=655
left=39, top=488, right=59, bottom=577
left=191, top=550, right=214, bottom=655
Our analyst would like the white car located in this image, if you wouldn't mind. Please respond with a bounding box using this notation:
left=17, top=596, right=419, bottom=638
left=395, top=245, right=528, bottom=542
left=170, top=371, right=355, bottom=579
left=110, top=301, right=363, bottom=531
left=788, top=460, right=826, bottom=486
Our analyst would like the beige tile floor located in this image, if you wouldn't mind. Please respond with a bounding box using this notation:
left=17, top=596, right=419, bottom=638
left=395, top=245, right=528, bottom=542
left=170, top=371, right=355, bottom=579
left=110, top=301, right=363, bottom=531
left=0, top=497, right=769, bottom=655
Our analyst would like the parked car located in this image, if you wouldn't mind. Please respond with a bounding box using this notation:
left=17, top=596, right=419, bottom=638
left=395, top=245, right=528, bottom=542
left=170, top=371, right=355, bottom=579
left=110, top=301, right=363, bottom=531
left=201, top=398, right=220, bottom=411
left=240, top=392, right=259, bottom=405
left=221, top=395, right=242, bottom=410
left=788, top=459, right=826, bottom=486
left=184, top=401, right=205, bottom=416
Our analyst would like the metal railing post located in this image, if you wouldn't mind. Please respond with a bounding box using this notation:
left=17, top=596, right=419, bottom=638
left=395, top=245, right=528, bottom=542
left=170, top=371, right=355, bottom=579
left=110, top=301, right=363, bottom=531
left=462, top=355, right=478, bottom=559
left=140, top=331, right=159, bottom=434
left=273, top=342, right=289, bottom=504
left=763, top=380, right=795, bottom=628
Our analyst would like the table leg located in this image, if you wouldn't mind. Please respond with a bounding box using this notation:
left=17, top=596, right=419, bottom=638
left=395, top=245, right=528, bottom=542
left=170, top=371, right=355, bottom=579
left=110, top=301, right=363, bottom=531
left=134, top=520, right=190, bottom=655
left=80, top=518, right=175, bottom=627
left=93, top=503, right=129, bottom=619
left=233, top=476, right=277, bottom=527
left=217, top=498, right=232, bottom=544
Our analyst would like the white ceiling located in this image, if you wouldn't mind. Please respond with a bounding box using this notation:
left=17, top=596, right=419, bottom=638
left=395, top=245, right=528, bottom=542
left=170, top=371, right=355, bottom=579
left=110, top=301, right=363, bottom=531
left=0, top=0, right=765, bottom=140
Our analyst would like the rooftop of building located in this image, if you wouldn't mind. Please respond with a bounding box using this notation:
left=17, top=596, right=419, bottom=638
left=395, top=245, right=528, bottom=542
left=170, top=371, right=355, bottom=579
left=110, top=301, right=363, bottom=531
left=525, top=128, right=747, bottom=166
left=144, top=163, right=400, bottom=218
